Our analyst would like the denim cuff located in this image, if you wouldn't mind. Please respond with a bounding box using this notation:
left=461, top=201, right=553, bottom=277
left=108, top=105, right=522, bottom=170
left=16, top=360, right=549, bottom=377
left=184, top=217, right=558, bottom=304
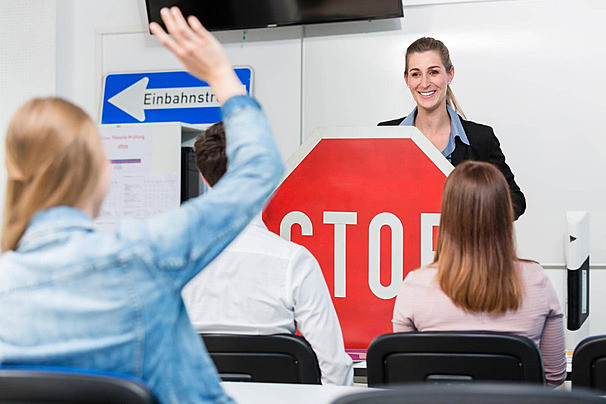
left=221, top=95, right=261, bottom=120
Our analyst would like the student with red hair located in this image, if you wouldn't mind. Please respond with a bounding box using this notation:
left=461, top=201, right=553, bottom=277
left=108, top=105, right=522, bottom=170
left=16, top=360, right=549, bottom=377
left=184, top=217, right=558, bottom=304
left=392, top=161, right=565, bottom=387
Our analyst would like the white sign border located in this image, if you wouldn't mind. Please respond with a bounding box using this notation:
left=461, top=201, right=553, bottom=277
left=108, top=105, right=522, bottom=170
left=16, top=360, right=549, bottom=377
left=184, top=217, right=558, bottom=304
left=283, top=126, right=454, bottom=185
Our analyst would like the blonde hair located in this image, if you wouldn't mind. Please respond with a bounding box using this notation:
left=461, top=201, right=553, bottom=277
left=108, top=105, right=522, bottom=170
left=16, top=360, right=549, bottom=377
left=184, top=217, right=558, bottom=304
left=434, top=161, right=521, bottom=313
left=405, top=37, right=466, bottom=119
left=2, top=97, right=106, bottom=252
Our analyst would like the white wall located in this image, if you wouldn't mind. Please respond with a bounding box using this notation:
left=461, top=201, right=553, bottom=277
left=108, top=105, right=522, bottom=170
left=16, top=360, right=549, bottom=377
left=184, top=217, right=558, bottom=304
left=0, top=1, right=56, bottom=218
left=5, top=0, right=606, bottom=342
left=303, top=0, right=606, bottom=267
left=55, top=0, right=148, bottom=115
left=0, top=1, right=56, bottom=125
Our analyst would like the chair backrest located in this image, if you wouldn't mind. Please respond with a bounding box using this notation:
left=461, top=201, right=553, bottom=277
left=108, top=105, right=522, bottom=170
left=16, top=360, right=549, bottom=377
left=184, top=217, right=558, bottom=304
left=201, top=333, right=321, bottom=384
left=331, top=383, right=606, bottom=404
left=0, top=366, right=159, bottom=403
left=366, top=332, right=545, bottom=387
left=573, top=335, right=606, bottom=392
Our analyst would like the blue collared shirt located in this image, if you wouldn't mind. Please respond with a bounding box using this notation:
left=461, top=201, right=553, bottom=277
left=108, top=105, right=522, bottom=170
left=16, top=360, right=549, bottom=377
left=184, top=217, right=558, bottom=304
left=399, top=105, right=470, bottom=162
left=0, top=95, right=284, bottom=404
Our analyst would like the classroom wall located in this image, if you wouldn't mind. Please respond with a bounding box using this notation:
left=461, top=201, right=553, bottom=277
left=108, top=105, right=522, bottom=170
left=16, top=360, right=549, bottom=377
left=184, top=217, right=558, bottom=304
left=303, top=0, right=606, bottom=267
left=0, top=1, right=56, bottom=215
left=4, top=0, right=606, bottom=342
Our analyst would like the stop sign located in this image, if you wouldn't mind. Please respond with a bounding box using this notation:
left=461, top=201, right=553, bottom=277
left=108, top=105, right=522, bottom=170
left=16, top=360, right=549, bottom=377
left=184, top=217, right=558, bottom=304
left=263, top=126, right=453, bottom=350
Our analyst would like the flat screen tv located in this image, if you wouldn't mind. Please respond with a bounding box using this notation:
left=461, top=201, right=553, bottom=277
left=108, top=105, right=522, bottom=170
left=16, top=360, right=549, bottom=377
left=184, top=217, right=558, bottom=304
left=146, top=0, right=403, bottom=32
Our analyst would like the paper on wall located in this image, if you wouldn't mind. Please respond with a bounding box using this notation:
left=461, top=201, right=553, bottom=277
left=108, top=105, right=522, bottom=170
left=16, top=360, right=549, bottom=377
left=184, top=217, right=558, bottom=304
left=96, top=126, right=180, bottom=231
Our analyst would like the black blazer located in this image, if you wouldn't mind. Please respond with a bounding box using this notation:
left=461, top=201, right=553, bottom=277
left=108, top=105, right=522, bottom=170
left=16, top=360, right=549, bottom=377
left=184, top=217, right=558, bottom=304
left=378, top=116, right=526, bottom=220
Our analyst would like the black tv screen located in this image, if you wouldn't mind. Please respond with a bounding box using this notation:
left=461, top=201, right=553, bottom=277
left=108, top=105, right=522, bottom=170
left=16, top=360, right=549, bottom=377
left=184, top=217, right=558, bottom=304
left=146, top=0, right=403, bottom=32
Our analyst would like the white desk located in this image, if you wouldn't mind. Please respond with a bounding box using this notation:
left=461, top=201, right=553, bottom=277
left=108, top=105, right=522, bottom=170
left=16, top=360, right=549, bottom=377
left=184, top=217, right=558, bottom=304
left=222, top=382, right=368, bottom=404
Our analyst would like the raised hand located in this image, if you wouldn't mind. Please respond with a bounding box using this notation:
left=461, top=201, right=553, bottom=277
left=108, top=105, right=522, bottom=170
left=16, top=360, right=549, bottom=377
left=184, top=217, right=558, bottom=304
left=150, top=7, right=245, bottom=104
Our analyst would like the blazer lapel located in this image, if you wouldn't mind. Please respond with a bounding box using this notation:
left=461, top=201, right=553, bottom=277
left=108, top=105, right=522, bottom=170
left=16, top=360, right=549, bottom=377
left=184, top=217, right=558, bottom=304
left=451, top=138, right=467, bottom=166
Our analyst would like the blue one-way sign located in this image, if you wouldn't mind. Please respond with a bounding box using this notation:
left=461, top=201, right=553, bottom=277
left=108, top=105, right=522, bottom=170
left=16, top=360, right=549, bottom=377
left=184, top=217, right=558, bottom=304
left=100, top=68, right=252, bottom=125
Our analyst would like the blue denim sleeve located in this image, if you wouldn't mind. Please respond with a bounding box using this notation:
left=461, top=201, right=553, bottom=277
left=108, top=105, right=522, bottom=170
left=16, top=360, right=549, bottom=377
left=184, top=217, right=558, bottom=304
left=120, top=95, right=284, bottom=290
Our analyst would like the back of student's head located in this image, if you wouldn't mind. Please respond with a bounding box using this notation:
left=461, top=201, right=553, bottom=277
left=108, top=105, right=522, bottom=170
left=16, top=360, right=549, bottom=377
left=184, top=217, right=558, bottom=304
left=434, top=161, right=521, bottom=313
left=193, top=121, right=227, bottom=187
left=2, top=97, right=106, bottom=252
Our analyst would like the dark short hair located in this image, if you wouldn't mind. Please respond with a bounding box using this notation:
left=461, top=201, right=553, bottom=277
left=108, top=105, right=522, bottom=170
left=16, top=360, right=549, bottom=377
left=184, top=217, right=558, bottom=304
left=193, top=121, right=227, bottom=187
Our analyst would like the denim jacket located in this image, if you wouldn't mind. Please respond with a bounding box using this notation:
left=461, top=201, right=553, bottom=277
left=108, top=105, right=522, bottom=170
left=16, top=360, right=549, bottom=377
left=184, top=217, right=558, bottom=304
left=0, top=96, right=284, bottom=404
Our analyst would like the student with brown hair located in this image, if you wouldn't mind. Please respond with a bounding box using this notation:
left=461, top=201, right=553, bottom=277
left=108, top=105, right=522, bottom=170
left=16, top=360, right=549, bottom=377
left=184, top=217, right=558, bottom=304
left=182, top=121, right=353, bottom=386
left=392, top=161, right=566, bottom=387
left=0, top=7, right=283, bottom=403
left=379, top=37, right=525, bottom=219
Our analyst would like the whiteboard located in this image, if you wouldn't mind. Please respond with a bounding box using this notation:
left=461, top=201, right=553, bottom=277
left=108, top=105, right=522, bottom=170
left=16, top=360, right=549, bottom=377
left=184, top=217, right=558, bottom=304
left=95, top=0, right=606, bottom=262
left=302, top=0, right=606, bottom=266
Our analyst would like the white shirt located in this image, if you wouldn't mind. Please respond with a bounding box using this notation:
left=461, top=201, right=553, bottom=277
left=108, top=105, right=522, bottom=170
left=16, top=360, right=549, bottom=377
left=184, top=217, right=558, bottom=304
left=182, top=217, right=354, bottom=386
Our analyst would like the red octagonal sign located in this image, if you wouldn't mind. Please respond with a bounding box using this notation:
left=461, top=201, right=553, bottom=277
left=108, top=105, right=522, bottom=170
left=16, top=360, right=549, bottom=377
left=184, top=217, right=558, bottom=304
left=263, top=127, right=453, bottom=350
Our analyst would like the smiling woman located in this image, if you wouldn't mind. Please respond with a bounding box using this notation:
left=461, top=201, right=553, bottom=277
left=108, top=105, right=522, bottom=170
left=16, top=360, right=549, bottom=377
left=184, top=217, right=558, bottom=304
left=379, top=37, right=526, bottom=220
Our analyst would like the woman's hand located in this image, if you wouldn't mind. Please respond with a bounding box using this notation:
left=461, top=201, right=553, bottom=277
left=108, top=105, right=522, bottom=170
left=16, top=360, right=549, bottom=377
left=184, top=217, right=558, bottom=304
left=149, top=7, right=246, bottom=104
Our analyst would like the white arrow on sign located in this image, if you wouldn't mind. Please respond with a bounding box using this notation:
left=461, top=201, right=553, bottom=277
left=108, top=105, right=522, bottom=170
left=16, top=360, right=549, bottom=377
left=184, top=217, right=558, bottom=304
left=108, top=77, right=220, bottom=122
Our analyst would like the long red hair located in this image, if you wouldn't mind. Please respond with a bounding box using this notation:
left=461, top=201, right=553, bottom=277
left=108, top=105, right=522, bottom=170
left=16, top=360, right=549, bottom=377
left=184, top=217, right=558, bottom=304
left=434, top=161, right=521, bottom=313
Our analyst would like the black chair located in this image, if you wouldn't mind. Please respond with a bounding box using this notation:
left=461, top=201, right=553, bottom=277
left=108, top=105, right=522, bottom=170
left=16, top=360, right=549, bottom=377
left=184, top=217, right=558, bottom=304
left=332, top=383, right=606, bottom=404
left=366, top=332, right=545, bottom=387
left=201, top=333, right=321, bottom=384
left=573, top=335, right=606, bottom=392
left=0, top=366, right=158, bottom=403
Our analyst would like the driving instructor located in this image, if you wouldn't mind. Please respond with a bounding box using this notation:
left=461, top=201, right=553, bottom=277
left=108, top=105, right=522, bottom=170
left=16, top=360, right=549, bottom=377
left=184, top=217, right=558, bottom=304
left=379, top=37, right=525, bottom=219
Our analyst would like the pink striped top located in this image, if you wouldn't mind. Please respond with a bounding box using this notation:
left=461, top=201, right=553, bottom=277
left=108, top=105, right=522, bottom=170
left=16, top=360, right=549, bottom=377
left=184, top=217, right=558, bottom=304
left=392, top=261, right=566, bottom=386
